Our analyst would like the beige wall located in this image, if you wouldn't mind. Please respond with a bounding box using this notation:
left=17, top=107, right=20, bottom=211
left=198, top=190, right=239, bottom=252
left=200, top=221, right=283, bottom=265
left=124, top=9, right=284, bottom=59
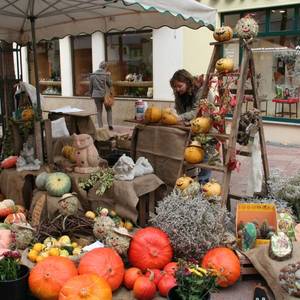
left=43, top=96, right=300, bottom=145
left=182, top=27, right=214, bottom=75
left=200, top=0, right=299, bottom=12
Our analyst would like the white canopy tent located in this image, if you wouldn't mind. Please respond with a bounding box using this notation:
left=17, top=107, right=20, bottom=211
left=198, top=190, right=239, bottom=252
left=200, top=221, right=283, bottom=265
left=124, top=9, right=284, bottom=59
left=0, top=0, right=216, bottom=44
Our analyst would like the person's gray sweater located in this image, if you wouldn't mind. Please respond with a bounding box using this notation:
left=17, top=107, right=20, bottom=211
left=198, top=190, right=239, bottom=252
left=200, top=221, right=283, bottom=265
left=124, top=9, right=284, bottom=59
left=89, top=68, right=112, bottom=98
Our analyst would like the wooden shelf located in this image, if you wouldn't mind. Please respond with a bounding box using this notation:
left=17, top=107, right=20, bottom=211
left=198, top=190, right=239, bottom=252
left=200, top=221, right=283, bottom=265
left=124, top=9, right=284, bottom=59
left=39, top=80, right=61, bottom=86
left=113, top=81, right=153, bottom=88
left=184, top=161, right=226, bottom=173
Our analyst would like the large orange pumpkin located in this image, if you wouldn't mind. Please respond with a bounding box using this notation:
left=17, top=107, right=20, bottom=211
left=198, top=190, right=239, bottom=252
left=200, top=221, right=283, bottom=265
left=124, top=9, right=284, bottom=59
left=59, top=274, right=112, bottom=300
left=144, top=106, right=162, bottom=123
left=201, top=247, right=240, bottom=287
left=128, top=227, right=173, bottom=271
left=29, top=256, right=78, bottom=300
left=184, top=144, right=205, bottom=164
left=78, top=248, right=124, bottom=291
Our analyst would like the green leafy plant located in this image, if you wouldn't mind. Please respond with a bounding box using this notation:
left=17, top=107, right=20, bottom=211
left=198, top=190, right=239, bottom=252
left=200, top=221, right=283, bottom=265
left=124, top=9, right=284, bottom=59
left=0, top=250, right=22, bottom=281
left=79, top=168, right=114, bottom=196
left=175, top=260, right=217, bottom=300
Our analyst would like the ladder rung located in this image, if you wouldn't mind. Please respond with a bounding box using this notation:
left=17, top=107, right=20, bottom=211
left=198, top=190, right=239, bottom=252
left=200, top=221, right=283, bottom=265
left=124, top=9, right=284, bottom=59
left=209, top=38, right=241, bottom=46
left=191, top=132, right=230, bottom=140
left=210, top=72, right=240, bottom=77
left=228, top=193, right=243, bottom=200
left=237, top=150, right=252, bottom=157
left=184, top=162, right=226, bottom=172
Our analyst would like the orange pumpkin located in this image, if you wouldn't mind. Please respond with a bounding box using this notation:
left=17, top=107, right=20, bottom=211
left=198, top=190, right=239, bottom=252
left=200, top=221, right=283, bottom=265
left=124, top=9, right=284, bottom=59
left=0, top=156, right=18, bottom=169
left=161, top=108, right=178, bottom=125
left=29, top=256, right=78, bottom=300
left=175, top=175, right=193, bottom=190
left=202, top=180, right=222, bottom=197
left=201, top=247, right=240, bottom=287
left=21, top=108, right=35, bottom=121
left=78, top=248, right=125, bottom=291
left=191, top=117, right=212, bottom=134
left=184, top=142, right=205, bottom=164
left=144, top=106, right=162, bottom=123
left=213, top=26, right=233, bottom=42
left=4, top=212, right=26, bottom=224
left=59, top=274, right=112, bottom=300
left=215, top=58, right=234, bottom=73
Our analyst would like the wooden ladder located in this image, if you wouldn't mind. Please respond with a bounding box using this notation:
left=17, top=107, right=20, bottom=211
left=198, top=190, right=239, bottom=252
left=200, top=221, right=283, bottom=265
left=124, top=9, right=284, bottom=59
left=179, top=38, right=270, bottom=208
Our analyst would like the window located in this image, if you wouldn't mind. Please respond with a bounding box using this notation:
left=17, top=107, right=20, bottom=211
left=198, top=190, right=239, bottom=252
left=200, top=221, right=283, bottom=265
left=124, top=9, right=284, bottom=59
left=221, top=5, right=300, bottom=122
left=72, top=35, right=92, bottom=97
left=28, top=40, right=61, bottom=95
left=106, top=31, right=153, bottom=98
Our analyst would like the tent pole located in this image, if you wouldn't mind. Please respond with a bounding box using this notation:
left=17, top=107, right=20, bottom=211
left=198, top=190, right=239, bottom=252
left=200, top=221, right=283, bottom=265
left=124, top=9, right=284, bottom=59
left=29, top=16, right=42, bottom=115
left=29, top=16, right=44, bottom=163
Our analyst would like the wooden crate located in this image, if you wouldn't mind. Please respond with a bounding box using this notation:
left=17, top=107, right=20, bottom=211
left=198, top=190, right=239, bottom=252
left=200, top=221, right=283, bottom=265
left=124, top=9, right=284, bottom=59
left=236, top=251, right=259, bottom=277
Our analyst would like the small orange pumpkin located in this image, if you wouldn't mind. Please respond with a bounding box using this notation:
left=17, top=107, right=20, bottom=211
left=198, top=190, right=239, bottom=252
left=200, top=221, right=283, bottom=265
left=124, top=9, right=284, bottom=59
left=59, top=274, right=112, bottom=300
left=175, top=175, right=193, bottom=190
left=144, top=106, right=162, bottom=123
left=191, top=117, right=212, bottom=134
left=215, top=58, right=234, bottom=73
left=213, top=26, right=233, bottom=42
left=184, top=142, right=205, bottom=164
left=202, top=180, right=222, bottom=197
left=201, top=247, right=240, bottom=287
left=29, top=256, right=78, bottom=300
left=161, top=108, right=178, bottom=125
left=21, top=108, right=35, bottom=121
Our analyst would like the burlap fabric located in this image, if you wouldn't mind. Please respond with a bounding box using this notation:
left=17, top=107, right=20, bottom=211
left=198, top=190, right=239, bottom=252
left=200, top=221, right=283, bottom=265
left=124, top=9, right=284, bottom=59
left=246, top=242, right=300, bottom=300
left=0, top=167, right=48, bottom=207
left=131, top=124, right=190, bottom=188
left=70, top=173, right=165, bottom=223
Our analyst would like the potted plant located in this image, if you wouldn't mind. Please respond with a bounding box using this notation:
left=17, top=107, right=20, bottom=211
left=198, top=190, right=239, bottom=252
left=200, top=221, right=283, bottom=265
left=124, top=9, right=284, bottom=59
left=168, top=260, right=217, bottom=300
left=0, top=250, right=30, bottom=300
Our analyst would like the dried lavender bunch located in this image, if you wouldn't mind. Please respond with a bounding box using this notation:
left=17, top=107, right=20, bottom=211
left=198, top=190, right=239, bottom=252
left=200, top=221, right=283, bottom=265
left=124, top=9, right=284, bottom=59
left=150, top=191, right=230, bottom=260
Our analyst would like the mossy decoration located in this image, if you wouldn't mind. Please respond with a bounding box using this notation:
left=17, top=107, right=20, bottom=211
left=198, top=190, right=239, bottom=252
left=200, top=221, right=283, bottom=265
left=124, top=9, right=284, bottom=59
left=45, top=172, right=71, bottom=197
left=151, top=191, right=230, bottom=260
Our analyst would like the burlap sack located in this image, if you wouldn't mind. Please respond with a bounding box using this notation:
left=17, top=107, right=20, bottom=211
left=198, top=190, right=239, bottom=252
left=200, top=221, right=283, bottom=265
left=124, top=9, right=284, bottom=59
left=246, top=242, right=300, bottom=300
left=131, top=124, right=190, bottom=188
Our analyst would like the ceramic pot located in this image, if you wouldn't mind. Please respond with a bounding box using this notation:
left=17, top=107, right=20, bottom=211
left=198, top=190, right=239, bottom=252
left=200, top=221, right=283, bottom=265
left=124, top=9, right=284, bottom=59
left=0, top=264, right=29, bottom=300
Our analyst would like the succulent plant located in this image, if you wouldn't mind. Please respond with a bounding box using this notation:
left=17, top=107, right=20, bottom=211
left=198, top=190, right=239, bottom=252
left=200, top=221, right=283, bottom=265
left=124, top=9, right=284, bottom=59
left=150, top=191, right=230, bottom=260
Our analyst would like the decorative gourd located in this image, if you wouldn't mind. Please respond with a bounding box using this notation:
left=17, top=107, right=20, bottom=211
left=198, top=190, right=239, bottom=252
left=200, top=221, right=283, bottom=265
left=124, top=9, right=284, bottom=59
left=144, top=107, right=162, bottom=123
left=201, top=247, right=240, bottom=287
left=158, top=274, right=177, bottom=297
left=163, top=262, right=178, bottom=276
left=236, top=14, right=259, bottom=39
left=124, top=267, right=143, bottom=290
left=128, top=227, right=173, bottom=271
left=29, top=256, right=78, bottom=300
left=161, top=108, right=178, bottom=125
left=191, top=117, right=212, bottom=134
left=35, top=172, right=49, bottom=191
left=0, top=156, right=18, bottom=169
left=175, top=175, right=193, bottom=190
left=213, top=26, right=233, bottom=42
left=58, top=193, right=80, bottom=216
left=78, top=247, right=125, bottom=291
left=59, top=274, right=112, bottom=300
left=21, top=108, right=35, bottom=121
left=0, top=199, right=15, bottom=218
left=62, top=145, right=76, bottom=162
left=215, top=58, right=234, bottom=73
left=202, top=180, right=222, bottom=197
left=184, top=142, right=205, bottom=164
left=133, top=275, right=157, bottom=300
left=4, top=212, right=26, bottom=224
left=45, top=172, right=71, bottom=197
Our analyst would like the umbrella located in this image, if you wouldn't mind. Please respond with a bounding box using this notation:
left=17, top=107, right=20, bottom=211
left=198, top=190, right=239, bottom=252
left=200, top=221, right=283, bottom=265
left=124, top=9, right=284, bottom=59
left=0, top=0, right=216, bottom=113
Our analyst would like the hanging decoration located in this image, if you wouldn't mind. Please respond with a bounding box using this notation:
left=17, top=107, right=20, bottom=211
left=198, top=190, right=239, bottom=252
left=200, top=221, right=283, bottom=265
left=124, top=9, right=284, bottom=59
left=235, top=14, right=259, bottom=40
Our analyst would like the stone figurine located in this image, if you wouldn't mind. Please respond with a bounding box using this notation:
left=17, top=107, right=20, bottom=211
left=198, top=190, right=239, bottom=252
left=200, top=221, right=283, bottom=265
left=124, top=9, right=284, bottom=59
left=16, top=140, right=41, bottom=172
left=73, top=134, right=101, bottom=173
